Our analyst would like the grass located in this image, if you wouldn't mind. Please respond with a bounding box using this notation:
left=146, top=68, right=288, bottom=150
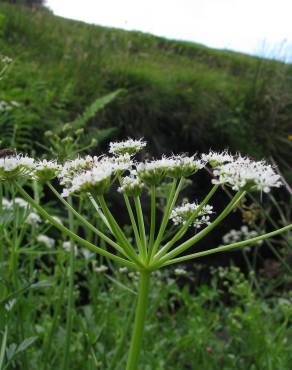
left=0, top=2, right=291, bottom=168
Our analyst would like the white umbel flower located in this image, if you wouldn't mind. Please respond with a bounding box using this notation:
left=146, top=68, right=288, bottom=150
left=26, top=212, right=41, bottom=225
left=34, top=159, right=61, bottom=181
left=118, top=175, right=144, bottom=196
left=61, top=163, right=113, bottom=197
left=37, top=234, right=55, bottom=248
left=109, top=138, right=146, bottom=156
left=170, top=202, right=213, bottom=228
left=212, top=156, right=282, bottom=193
left=222, top=225, right=263, bottom=245
left=166, top=155, right=205, bottom=178
left=59, top=155, right=97, bottom=186
left=95, top=265, right=109, bottom=273
left=202, top=150, right=234, bottom=167
left=0, top=154, right=34, bottom=180
left=137, top=157, right=173, bottom=186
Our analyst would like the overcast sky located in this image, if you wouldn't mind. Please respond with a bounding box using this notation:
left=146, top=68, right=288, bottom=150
left=46, top=0, right=292, bottom=61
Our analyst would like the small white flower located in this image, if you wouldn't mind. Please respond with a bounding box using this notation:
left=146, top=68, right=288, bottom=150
left=46, top=216, right=63, bottom=225
left=118, top=175, right=144, bottom=196
left=212, top=156, right=282, bottom=193
left=166, top=155, right=205, bottom=178
left=26, top=212, right=41, bottom=226
left=1, top=197, right=11, bottom=210
left=119, top=267, right=128, bottom=273
left=222, top=225, right=263, bottom=245
left=81, top=248, right=95, bottom=260
left=34, top=159, right=61, bottom=181
left=94, top=265, right=108, bottom=273
left=202, top=150, right=234, bottom=167
left=109, top=138, right=146, bottom=156
left=37, top=234, right=55, bottom=248
left=14, top=197, right=29, bottom=208
left=174, top=268, right=187, bottom=276
left=170, top=202, right=213, bottom=228
left=136, top=157, right=173, bottom=186
left=62, top=241, right=78, bottom=254
left=0, top=154, right=35, bottom=180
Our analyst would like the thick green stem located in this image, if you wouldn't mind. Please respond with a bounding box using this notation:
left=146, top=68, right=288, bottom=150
left=62, top=197, right=75, bottom=370
left=147, top=186, right=156, bottom=261
left=126, top=271, right=151, bottom=370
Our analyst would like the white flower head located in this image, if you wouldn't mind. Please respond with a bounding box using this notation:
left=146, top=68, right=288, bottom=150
left=118, top=175, right=144, bottom=197
left=212, top=156, right=282, bottom=193
left=37, top=234, right=55, bottom=248
left=174, top=268, right=187, bottom=276
left=222, top=225, right=263, bottom=245
left=95, top=265, right=108, bottom=273
left=166, top=155, right=205, bottom=178
left=34, top=159, right=61, bottom=181
left=61, top=158, right=114, bottom=197
left=58, top=155, right=97, bottom=186
left=136, top=157, right=173, bottom=186
left=25, top=212, right=41, bottom=226
left=202, top=150, right=234, bottom=167
left=170, top=201, right=213, bottom=228
left=109, top=138, right=146, bottom=156
left=0, top=154, right=35, bottom=180
left=62, top=241, right=78, bottom=254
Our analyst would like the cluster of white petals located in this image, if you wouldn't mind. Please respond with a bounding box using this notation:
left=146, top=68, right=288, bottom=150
left=0, top=155, right=34, bottom=180
left=109, top=138, right=146, bottom=156
left=1, top=197, right=29, bottom=210
left=222, top=225, right=263, bottom=245
left=37, top=234, right=55, bottom=248
left=202, top=150, right=234, bottom=166
left=118, top=175, right=144, bottom=196
left=212, top=156, right=282, bottom=192
left=34, top=159, right=62, bottom=181
left=170, top=202, right=213, bottom=228
left=25, top=212, right=41, bottom=225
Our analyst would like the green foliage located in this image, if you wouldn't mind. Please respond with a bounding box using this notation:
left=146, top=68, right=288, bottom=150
left=0, top=2, right=291, bottom=169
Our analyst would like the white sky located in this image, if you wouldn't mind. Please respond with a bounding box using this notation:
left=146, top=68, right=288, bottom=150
left=46, top=0, right=292, bottom=61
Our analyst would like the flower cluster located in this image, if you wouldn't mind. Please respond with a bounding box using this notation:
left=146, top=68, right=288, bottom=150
left=222, top=225, right=263, bottom=245
left=118, top=175, right=144, bottom=197
left=170, top=202, right=213, bottom=228
left=109, top=138, right=146, bottom=156
left=37, top=234, right=55, bottom=248
left=0, top=154, right=35, bottom=180
left=202, top=150, right=233, bottom=167
left=212, top=156, right=282, bottom=193
left=0, top=142, right=282, bottom=198
left=34, top=159, right=62, bottom=181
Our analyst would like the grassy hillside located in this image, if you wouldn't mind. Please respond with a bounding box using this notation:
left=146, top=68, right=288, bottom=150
left=0, top=3, right=291, bottom=168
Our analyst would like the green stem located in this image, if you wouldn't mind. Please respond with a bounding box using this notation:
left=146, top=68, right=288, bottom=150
left=62, top=197, right=75, bottom=370
left=47, top=184, right=127, bottom=258
left=154, top=190, right=246, bottom=267
left=121, top=190, right=143, bottom=257
left=87, top=193, right=112, bottom=232
left=150, top=178, right=183, bottom=259
left=155, top=184, right=218, bottom=260
left=147, top=186, right=156, bottom=261
left=162, top=223, right=292, bottom=266
left=97, top=195, right=144, bottom=268
left=126, top=271, right=151, bottom=370
left=134, top=196, right=147, bottom=260
left=15, top=183, right=135, bottom=269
